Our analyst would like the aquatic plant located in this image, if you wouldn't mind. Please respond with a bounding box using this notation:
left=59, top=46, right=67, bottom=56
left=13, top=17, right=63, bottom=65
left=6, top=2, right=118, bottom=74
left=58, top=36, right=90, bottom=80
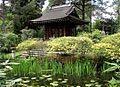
left=0, top=60, right=19, bottom=86
left=103, top=62, right=120, bottom=86
left=9, top=58, right=97, bottom=77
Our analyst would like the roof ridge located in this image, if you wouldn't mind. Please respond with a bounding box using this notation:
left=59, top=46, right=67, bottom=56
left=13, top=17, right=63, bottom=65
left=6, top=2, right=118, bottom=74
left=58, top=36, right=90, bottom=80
left=65, top=5, right=74, bottom=15
left=51, top=4, right=71, bottom=9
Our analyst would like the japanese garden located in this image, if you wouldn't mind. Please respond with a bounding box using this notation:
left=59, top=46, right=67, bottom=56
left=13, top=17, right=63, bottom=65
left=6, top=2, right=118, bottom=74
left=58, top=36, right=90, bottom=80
left=0, top=0, right=120, bottom=87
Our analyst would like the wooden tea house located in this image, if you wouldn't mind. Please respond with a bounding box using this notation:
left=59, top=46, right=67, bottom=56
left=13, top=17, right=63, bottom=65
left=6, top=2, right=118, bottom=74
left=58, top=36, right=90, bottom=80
left=31, top=5, right=88, bottom=39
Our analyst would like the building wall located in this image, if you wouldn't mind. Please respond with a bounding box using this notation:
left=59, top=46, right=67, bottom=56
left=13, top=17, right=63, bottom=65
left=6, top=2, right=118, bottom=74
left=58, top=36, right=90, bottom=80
left=44, top=22, right=76, bottom=39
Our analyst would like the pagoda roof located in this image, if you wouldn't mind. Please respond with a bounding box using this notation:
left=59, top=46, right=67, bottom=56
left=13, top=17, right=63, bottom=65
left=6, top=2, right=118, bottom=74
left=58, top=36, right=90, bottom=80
left=30, top=4, right=89, bottom=24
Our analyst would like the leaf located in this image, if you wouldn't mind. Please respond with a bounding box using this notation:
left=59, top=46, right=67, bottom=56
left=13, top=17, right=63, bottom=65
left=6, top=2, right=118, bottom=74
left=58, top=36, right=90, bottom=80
left=8, top=62, right=20, bottom=65
left=5, top=60, right=9, bottom=64
left=108, top=77, right=120, bottom=84
left=5, top=66, right=13, bottom=70
left=103, top=65, right=120, bottom=73
left=105, top=62, right=118, bottom=66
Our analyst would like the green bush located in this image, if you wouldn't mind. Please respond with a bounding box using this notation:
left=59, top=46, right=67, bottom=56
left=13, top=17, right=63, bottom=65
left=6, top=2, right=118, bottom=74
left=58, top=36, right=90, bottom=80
left=0, top=33, right=19, bottom=53
left=77, top=32, right=91, bottom=38
left=100, top=33, right=120, bottom=60
left=91, top=29, right=105, bottom=43
left=101, top=33, right=120, bottom=47
left=76, top=37, right=93, bottom=58
left=21, top=28, right=37, bottom=40
left=92, top=43, right=114, bottom=59
left=47, top=37, right=78, bottom=54
left=47, top=36, right=93, bottom=57
left=16, top=38, right=46, bottom=51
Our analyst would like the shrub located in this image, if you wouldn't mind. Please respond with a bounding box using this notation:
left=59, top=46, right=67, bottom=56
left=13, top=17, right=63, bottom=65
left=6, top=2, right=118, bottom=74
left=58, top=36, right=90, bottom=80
left=47, top=37, right=78, bottom=54
left=0, top=33, right=19, bottom=53
left=76, top=37, right=93, bottom=58
left=91, top=29, right=105, bottom=43
left=100, top=33, right=120, bottom=61
left=47, top=36, right=93, bottom=58
left=101, top=33, right=120, bottom=47
left=77, top=32, right=91, bottom=38
left=21, top=29, right=36, bottom=40
left=16, top=38, right=46, bottom=51
left=91, top=43, right=115, bottom=62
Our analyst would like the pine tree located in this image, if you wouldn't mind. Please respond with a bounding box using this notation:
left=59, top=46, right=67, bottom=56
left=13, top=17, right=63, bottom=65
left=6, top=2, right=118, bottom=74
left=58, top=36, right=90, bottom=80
left=10, top=0, right=45, bottom=34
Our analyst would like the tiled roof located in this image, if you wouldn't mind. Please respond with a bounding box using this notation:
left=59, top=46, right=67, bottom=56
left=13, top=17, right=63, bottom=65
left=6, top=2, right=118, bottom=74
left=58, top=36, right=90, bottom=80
left=31, top=4, right=88, bottom=24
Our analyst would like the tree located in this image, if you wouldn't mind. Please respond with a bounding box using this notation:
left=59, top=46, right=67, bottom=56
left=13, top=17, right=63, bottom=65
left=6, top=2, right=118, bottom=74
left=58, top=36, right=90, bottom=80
left=10, top=0, right=45, bottom=34
left=49, top=0, right=66, bottom=6
left=114, top=0, right=120, bottom=32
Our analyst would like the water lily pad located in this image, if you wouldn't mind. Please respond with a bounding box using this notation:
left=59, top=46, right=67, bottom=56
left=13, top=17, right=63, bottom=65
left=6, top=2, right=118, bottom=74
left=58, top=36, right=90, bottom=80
left=58, top=78, right=62, bottom=81
left=95, top=82, right=99, bottom=85
left=47, top=78, right=52, bottom=81
left=90, top=80, right=95, bottom=83
left=53, top=81, right=59, bottom=84
left=0, top=72, right=6, bottom=77
left=85, top=84, right=93, bottom=87
left=64, top=79, right=68, bottom=81
left=14, top=78, right=22, bottom=83
left=22, top=80, right=30, bottom=84
left=42, top=75, right=46, bottom=77
left=5, top=66, right=13, bottom=70
left=31, top=77, right=36, bottom=80
left=61, top=80, right=67, bottom=84
left=45, top=75, right=52, bottom=78
left=50, top=83, right=58, bottom=86
left=95, top=84, right=101, bottom=87
left=39, top=77, right=44, bottom=80
left=22, top=77, right=29, bottom=79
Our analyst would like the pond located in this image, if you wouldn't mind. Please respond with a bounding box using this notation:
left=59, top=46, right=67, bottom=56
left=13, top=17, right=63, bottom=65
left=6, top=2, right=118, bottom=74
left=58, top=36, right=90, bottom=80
left=6, top=73, right=111, bottom=87
left=0, top=59, right=112, bottom=87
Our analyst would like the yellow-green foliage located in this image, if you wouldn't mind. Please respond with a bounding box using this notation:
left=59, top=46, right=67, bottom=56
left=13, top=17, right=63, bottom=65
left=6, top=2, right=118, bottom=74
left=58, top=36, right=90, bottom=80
left=47, top=37, right=78, bottom=54
left=47, top=36, right=93, bottom=55
left=16, top=39, right=45, bottom=51
left=101, top=33, right=120, bottom=47
left=92, top=43, right=115, bottom=59
left=100, top=33, right=120, bottom=60
left=77, top=37, right=93, bottom=57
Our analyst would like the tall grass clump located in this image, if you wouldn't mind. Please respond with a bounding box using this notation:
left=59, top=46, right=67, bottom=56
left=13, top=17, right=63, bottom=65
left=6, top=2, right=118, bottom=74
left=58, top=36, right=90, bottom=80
left=9, top=58, right=97, bottom=77
left=63, top=60, right=96, bottom=77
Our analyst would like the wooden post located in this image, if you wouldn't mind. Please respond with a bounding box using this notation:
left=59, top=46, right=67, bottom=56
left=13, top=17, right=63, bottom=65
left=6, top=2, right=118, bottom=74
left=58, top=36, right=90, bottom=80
left=11, top=50, right=15, bottom=58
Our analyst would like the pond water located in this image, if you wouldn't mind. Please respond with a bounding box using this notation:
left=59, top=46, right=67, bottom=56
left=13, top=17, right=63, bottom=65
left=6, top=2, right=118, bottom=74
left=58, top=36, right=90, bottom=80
left=6, top=74, right=111, bottom=87
left=0, top=59, right=112, bottom=87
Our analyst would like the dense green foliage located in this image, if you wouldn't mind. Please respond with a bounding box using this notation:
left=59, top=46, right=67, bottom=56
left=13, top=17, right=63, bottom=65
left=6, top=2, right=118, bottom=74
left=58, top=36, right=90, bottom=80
left=49, top=0, right=65, bottom=6
left=101, top=33, right=120, bottom=47
left=76, top=37, right=93, bottom=57
left=101, top=33, right=120, bottom=60
left=9, top=58, right=96, bottom=77
left=0, top=33, right=19, bottom=52
left=104, top=62, right=120, bottom=86
left=47, top=36, right=93, bottom=56
left=47, top=37, right=78, bottom=54
left=91, top=43, right=115, bottom=61
left=78, top=29, right=105, bottom=43
left=10, top=0, right=45, bottom=33
left=21, top=29, right=37, bottom=40
left=16, top=38, right=46, bottom=51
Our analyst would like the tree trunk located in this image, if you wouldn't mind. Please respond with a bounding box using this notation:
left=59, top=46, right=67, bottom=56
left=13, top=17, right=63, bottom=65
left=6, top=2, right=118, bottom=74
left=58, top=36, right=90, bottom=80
left=82, top=0, right=85, bottom=32
left=2, top=0, right=6, bottom=32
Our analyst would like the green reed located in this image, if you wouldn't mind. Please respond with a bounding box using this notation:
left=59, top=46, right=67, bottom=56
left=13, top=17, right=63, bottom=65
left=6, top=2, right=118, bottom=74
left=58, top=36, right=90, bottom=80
left=8, top=58, right=106, bottom=77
